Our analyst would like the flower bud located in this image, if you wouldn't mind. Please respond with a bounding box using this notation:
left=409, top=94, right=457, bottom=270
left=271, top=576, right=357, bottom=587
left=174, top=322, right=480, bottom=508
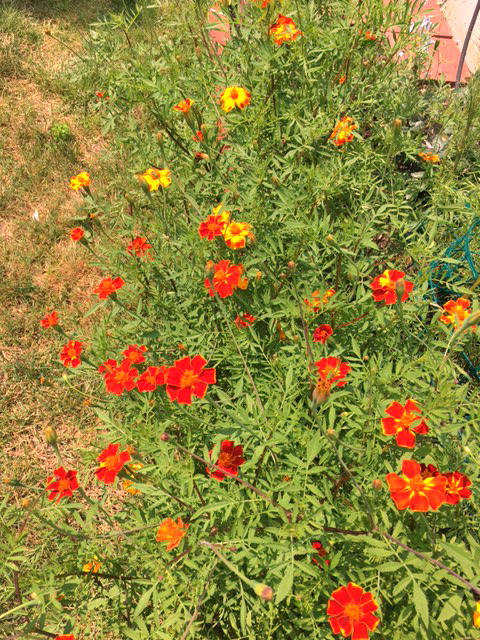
left=287, top=261, right=296, bottom=271
left=326, top=234, right=335, bottom=244
left=293, top=335, right=300, bottom=343
left=21, top=498, right=32, bottom=509
left=372, top=478, right=383, bottom=491
left=255, top=271, right=262, bottom=281
left=326, top=428, right=336, bottom=438
left=254, top=583, right=273, bottom=601
left=464, top=445, right=472, bottom=456
left=160, top=433, right=170, bottom=442
left=44, top=426, right=57, bottom=446
left=205, top=260, right=215, bottom=279
left=395, top=279, right=405, bottom=301
left=312, top=387, right=330, bottom=406
left=393, top=118, right=402, bottom=130
left=156, top=131, right=164, bottom=143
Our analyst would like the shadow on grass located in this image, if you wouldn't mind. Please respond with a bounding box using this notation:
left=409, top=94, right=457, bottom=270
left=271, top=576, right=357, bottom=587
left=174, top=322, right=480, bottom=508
left=0, top=0, right=138, bottom=26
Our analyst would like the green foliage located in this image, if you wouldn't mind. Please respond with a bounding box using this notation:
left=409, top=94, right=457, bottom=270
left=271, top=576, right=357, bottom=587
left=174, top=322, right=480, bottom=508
left=2, top=0, right=480, bottom=638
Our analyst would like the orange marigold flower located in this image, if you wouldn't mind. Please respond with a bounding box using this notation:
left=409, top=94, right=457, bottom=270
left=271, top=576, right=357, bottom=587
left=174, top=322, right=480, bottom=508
left=55, top=636, right=75, bottom=640
left=386, top=459, right=447, bottom=512
left=473, top=602, right=480, bottom=627
left=219, top=86, right=251, bottom=113
left=370, top=269, right=413, bottom=305
left=46, top=467, right=79, bottom=503
left=156, top=517, right=189, bottom=551
left=173, top=98, right=194, bottom=113
left=329, top=117, right=357, bottom=147
left=314, top=357, right=351, bottom=396
left=440, top=297, right=473, bottom=329
left=141, top=168, right=171, bottom=191
left=364, top=31, right=377, bottom=40
left=41, top=311, right=59, bottom=328
left=104, top=359, right=139, bottom=395
left=70, top=227, right=84, bottom=242
left=122, top=344, right=147, bottom=364
left=165, top=355, right=216, bottom=405
left=418, top=151, right=440, bottom=164
left=338, top=75, right=346, bottom=84
left=269, top=15, right=303, bottom=46
left=136, top=366, right=167, bottom=392
left=235, top=312, right=256, bottom=329
left=304, top=289, right=335, bottom=312
left=312, top=324, right=333, bottom=344
left=381, top=399, right=429, bottom=449
left=327, top=582, right=380, bottom=639
left=69, top=171, right=90, bottom=191
left=443, top=471, right=472, bottom=505
left=122, top=462, right=144, bottom=495
left=94, top=276, right=125, bottom=299
left=60, top=340, right=83, bottom=368
left=223, top=221, right=254, bottom=249
left=205, top=259, right=248, bottom=298
left=199, top=214, right=229, bottom=240
left=127, top=236, right=152, bottom=258
left=311, top=541, right=330, bottom=568
left=83, top=556, right=101, bottom=573
left=206, top=440, right=245, bottom=481
left=95, top=443, right=132, bottom=484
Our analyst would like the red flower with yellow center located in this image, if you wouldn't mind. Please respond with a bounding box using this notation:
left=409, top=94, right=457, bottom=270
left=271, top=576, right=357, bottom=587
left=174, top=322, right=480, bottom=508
left=136, top=366, right=167, bottom=392
left=122, top=344, right=147, bottom=364
left=98, top=359, right=118, bottom=375
left=95, top=443, right=132, bottom=484
left=269, top=15, right=303, bottom=46
left=443, top=471, right=472, bottom=505
left=223, top=221, right=254, bottom=249
left=104, top=360, right=139, bottom=395
left=70, top=227, right=84, bottom=242
left=206, top=440, right=245, bottom=481
left=205, top=259, right=248, bottom=298
left=370, top=269, right=413, bottom=305
left=173, top=98, right=194, bottom=113
left=381, top=399, right=429, bottom=449
left=304, top=288, right=335, bottom=312
left=327, top=582, right=380, bottom=640
left=41, top=311, right=59, bottom=328
left=329, top=117, right=357, bottom=147
left=198, top=213, right=229, bottom=240
left=313, top=357, right=351, bottom=404
left=386, top=459, right=447, bottom=512
left=311, top=541, right=330, bottom=568
left=235, top=312, right=256, bottom=329
left=165, top=355, right=216, bottom=404
left=94, top=276, right=125, bottom=299
left=440, top=298, right=473, bottom=329
left=60, top=340, right=83, bottom=368
left=127, top=236, right=152, bottom=258
left=219, top=86, right=251, bottom=113
left=55, top=636, right=75, bottom=640
left=141, top=168, right=171, bottom=191
left=69, top=171, right=90, bottom=191
left=46, top=467, right=79, bottom=503
left=156, top=517, right=189, bottom=551
left=312, top=324, right=333, bottom=344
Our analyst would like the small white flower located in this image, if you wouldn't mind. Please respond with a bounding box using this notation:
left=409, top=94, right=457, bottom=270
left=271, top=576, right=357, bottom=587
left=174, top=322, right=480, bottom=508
left=32, top=209, right=40, bottom=222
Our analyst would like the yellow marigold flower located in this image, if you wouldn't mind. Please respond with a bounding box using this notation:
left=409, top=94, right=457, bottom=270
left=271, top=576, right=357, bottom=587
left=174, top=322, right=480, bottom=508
left=69, top=171, right=91, bottom=191
left=219, top=86, right=251, bottom=113
left=212, top=203, right=231, bottom=222
left=329, top=117, right=357, bottom=147
left=141, top=168, right=172, bottom=191
left=83, top=556, right=101, bottom=573
left=122, top=462, right=144, bottom=495
left=173, top=98, right=194, bottom=113
left=474, top=602, right=480, bottom=627
left=223, top=221, right=254, bottom=249
left=418, top=151, right=440, bottom=164
left=269, top=15, right=303, bottom=46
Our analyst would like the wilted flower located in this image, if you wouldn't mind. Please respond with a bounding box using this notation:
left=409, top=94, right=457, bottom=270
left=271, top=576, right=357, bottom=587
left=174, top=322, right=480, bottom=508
left=220, top=86, right=251, bottom=113
left=418, top=151, right=440, bottom=164
left=311, top=541, right=330, bottom=568
left=269, top=15, right=303, bottom=45
left=235, top=313, right=256, bottom=329
left=304, top=289, right=335, bottom=312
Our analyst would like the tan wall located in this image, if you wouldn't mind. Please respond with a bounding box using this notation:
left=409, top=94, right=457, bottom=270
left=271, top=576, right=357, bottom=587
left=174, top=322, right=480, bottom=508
left=441, top=0, right=480, bottom=72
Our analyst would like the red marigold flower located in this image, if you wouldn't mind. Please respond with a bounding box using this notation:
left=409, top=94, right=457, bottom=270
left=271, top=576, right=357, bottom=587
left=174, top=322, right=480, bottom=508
left=94, top=276, right=125, bottom=299
left=60, top=340, right=83, bottom=368
left=443, top=471, right=472, bottom=505
left=173, top=98, right=194, bottom=113
left=70, top=227, right=84, bottom=242
left=122, top=344, right=147, bottom=364
left=370, top=269, right=413, bottom=305
left=269, top=15, right=303, bottom=46
left=304, top=288, right=335, bottom=312
left=223, top=221, right=254, bottom=249
left=55, top=636, right=75, bottom=640
left=329, top=117, right=357, bottom=147
left=136, top=365, right=167, bottom=392
left=381, top=399, right=429, bottom=449
left=311, top=541, right=330, bottom=568
left=104, top=360, right=139, bottom=395
left=98, top=359, right=118, bottom=375
left=198, top=214, right=229, bottom=240
left=46, top=467, right=79, bottom=503
left=327, top=582, right=380, bottom=639
left=386, top=459, right=447, bottom=512
left=338, top=75, right=347, bottom=84
left=41, top=311, right=59, bottom=328
left=193, top=130, right=204, bottom=142
left=165, top=355, right=216, bottom=404
left=440, top=297, right=473, bottom=329
left=419, top=462, right=440, bottom=478
left=95, top=444, right=131, bottom=484
left=127, top=236, right=152, bottom=258
left=235, top=312, right=256, bottom=329
left=313, top=357, right=350, bottom=404
left=204, top=259, right=248, bottom=298
left=312, top=324, right=333, bottom=344
left=206, top=440, right=245, bottom=481
left=156, top=517, right=189, bottom=551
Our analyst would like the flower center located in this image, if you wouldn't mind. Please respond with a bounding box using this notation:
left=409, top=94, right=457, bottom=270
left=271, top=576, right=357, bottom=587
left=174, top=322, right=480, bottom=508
left=218, top=451, right=234, bottom=467
left=344, top=603, right=362, bottom=621
left=68, top=348, right=77, bottom=358
left=230, top=89, right=239, bottom=100
left=214, top=269, right=229, bottom=285
left=103, top=454, right=121, bottom=470
left=180, top=369, right=199, bottom=389
left=57, top=479, right=70, bottom=491
left=409, top=476, right=425, bottom=492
